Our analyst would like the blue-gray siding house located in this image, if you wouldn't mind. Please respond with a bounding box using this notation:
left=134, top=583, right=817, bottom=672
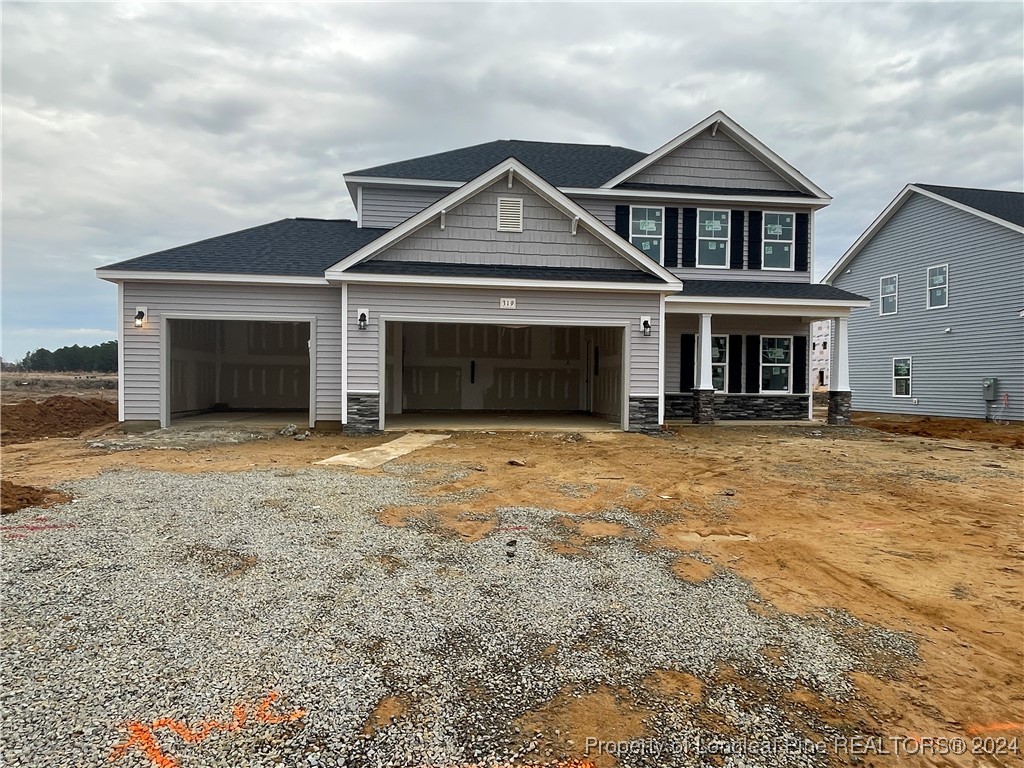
left=825, top=184, right=1024, bottom=422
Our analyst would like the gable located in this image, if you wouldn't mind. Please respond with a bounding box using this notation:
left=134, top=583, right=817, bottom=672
left=624, top=128, right=799, bottom=193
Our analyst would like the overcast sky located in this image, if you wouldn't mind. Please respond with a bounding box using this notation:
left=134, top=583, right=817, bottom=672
left=2, top=1, right=1021, bottom=362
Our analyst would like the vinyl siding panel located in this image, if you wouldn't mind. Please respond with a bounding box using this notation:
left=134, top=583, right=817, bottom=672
left=121, top=282, right=343, bottom=422
left=374, top=179, right=639, bottom=271
left=347, top=284, right=660, bottom=397
left=361, top=186, right=447, bottom=229
left=833, top=193, right=1024, bottom=421
left=628, top=130, right=799, bottom=192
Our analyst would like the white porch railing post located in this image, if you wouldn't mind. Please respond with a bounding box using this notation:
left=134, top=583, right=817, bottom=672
left=831, top=316, right=851, bottom=392
left=697, top=313, right=713, bottom=390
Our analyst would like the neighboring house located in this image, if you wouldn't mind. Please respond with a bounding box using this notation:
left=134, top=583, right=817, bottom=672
left=825, top=184, right=1024, bottom=422
left=97, top=111, right=868, bottom=434
left=810, top=320, right=831, bottom=389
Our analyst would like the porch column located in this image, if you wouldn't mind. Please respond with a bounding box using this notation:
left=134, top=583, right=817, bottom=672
left=693, top=312, right=715, bottom=424
left=827, top=316, right=852, bottom=425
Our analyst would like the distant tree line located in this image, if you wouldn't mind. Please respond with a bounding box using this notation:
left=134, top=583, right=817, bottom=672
left=17, top=341, right=118, bottom=372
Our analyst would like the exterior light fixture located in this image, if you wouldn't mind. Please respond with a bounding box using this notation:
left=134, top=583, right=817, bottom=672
left=641, top=316, right=652, bottom=337
left=357, top=308, right=369, bottom=331
left=134, top=307, right=147, bottom=328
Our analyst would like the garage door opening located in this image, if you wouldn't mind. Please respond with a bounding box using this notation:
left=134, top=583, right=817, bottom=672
left=383, top=322, right=623, bottom=431
left=167, top=319, right=311, bottom=426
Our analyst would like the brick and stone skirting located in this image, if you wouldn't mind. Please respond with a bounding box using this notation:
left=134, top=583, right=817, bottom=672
left=665, top=393, right=809, bottom=421
left=346, top=393, right=381, bottom=435
left=692, top=389, right=716, bottom=424
left=827, top=390, right=852, bottom=426
left=627, top=396, right=661, bottom=434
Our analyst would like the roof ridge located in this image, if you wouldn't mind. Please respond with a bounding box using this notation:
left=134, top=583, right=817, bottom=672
left=915, top=182, right=1024, bottom=194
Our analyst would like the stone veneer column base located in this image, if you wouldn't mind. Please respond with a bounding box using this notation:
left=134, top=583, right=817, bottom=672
left=627, top=396, right=661, bottom=434
left=827, top=390, right=852, bottom=426
left=346, top=393, right=382, bottom=435
left=692, top=389, right=716, bottom=424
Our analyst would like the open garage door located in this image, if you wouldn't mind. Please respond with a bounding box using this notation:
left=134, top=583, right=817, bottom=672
left=383, top=322, right=623, bottom=430
left=167, top=319, right=311, bottom=426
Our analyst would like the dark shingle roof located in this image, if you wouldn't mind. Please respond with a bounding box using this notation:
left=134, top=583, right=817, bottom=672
left=348, top=260, right=661, bottom=283
left=916, top=184, right=1024, bottom=228
left=101, top=219, right=389, bottom=276
left=678, top=280, right=867, bottom=302
left=617, top=182, right=814, bottom=198
left=348, top=140, right=646, bottom=188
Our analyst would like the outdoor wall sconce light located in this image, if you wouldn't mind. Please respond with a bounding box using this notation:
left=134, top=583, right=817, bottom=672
left=134, top=307, right=147, bottom=328
left=357, top=308, right=369, bottom=331
left=641, top=316, right=652, bottom=337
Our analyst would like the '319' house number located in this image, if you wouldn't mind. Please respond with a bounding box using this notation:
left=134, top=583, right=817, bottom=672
left=500, top=298, right=517, bottom=309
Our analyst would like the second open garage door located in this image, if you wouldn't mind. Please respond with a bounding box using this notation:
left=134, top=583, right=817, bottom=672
left=383, top=322, right=624, bottom=430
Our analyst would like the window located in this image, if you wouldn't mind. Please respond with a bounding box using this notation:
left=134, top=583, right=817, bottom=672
left=762, top=212, right=794, bottom=270
left=893, top=357, right=912, bottom=397
left=693, top=335, right=729, bottom=391
left=880, top=274, right=898, bottom=315
left=697, top=210, right=729, bottom=268
left=760, top=336, right=792, bottom=393
left=927, top=265, right=948, bottom=309
left=496, top=197, right=524, bottom=232
left=630, top=206, right=664, bottom=263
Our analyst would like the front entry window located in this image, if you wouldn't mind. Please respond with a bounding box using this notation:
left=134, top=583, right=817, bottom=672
left=761, top=336, right=792, bottom=392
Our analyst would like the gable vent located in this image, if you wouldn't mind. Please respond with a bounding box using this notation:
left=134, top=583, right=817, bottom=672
left=497, top=197, right=524, bottom=232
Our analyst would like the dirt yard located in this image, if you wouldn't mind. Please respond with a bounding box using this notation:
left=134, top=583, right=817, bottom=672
left=1, top=371, right=119, bottom=404
left=1, top=406, right=1022, bottom=767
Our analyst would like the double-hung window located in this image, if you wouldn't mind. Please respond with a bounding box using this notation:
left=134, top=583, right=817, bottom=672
left=762, top=212, right=794, bottom=270
left=693, top=335, right=729, bottom=391
left=760, top=336, right=792, bottom=393
left=880, top=274, right=898, bottom=315
left=630, top=206, right=664, bottom=264
left=927, top=265, right=948, bottom=309
left=893, top=357, right=912, bottom=397
left=697, top=210, right=729, bottom=268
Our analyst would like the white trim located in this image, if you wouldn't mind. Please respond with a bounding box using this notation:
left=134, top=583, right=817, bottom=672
left=356, top=186, right=363, bottom=229
left=806, top=321, right=814, bottom=421
left=341, top=282, right=348, bottom=425
left=117, top=282, right=125, bottom=422
left=601, top=110, right=831, bottom=200
left=344, top=175, right=463, bottom=189
left=337, top=271, right=677, bottom=293
left=926, top=263, right=949, bottom=310
left=97, top=270, right=330, bottom=286
left=761, top=211, right=796, bottom=271
left=892, top=356, right=912, bottom=398
left=628, top=393, right=660, bottom=398
left=629, top=204, right=666, bottom=266
left=695, top=208, right=731, bottom=269
left=666, top=294, right=869, bottom=309
left=326, top=158, right=682, bottom=287
left=657, top=296, right=665, bottom=425
left=823, top=184, right=1024, bottom=285
left=759, top=335, right=794, bottom=394
left=879, top=274, right=898, bottom=316
left=158, top=312, right=318, bottom=429
left=347, top=389, right=381, bottom=395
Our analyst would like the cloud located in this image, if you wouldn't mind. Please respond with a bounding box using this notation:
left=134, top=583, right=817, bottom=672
left=2, top=1, right=1022, bottom=359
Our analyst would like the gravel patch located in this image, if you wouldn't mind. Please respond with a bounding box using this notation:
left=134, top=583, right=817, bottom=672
left=1, top=467, right=916, bottom=768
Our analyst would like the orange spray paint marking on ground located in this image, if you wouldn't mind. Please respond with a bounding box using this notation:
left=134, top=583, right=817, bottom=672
left=110, top=692, right=305, bottom=767
left=966, top=722, right=1024, bottom=735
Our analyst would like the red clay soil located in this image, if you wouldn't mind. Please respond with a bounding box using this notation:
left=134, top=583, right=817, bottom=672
left=853, top=411, right=1024, bottom=448
left=1, top=396, right=118, bottom=445
left=0, top=479, right=70, bottom=514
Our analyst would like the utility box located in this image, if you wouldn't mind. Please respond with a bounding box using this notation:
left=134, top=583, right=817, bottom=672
left=982, top=377, right=998, bottom=401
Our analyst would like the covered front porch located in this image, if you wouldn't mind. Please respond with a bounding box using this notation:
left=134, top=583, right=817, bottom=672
left=664, top=283, right=867, bottom=425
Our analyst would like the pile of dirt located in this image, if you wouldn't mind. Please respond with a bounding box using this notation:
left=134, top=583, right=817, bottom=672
left=1, top=396, right=118, bottom=445
left=854, top=411, right=1023, bottom=448
left=1, top=479, right=70, bottom=514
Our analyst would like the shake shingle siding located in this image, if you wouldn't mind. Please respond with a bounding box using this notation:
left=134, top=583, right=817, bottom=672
left=833, top=193, right=1024, bottom=421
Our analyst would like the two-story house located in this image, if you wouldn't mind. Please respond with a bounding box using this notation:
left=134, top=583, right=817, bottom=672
left=825, top=183, right=1024, bottom=422
left=97, top=111, right=868, bottom=434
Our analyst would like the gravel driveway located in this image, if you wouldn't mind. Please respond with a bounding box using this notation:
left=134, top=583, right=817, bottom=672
left=1, top=465, right=915, bottom=768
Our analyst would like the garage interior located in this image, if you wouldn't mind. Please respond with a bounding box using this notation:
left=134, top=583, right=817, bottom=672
left=383, top=322, right=623, bottom=430
left=168, top=319, right=311, bottom=424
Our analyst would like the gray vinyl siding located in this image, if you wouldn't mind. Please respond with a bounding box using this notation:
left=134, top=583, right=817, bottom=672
left=374, top=179, right=639, bottom=271
left=664, top=314, right=810, bottom=393
left=628, top=130, right=799, bottom=192
left=833, top=192, right=1024, bottom=421
left=347, top=284, right=660, bottom=396
left=121, top=282, right=343, bottom=422
left=571, top=195, right=813, bottom=282
left=360, top=186, right=447, bottom=229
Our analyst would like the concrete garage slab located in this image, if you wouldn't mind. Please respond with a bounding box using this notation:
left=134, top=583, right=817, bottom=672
left=385, top=413, right=618, bottom=432
left=172, top=411, right=309, bottom=427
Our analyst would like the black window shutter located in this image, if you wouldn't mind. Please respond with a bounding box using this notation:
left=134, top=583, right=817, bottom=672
left=728, top=335, right=743, bottom=393
left=792, top=335, right=808, bottom=394
left=729, top=211, right=745, bottom=270
left=681, top=208, right=697, bottom=268
left=664, top=207, right=679, bottom=268
left=614, top=205, right=629, bottom=239
left=794, top=213, right=809, bottom=272
left=680, top=334, right=696, bottom=392
left=748, top=211, right=763, bottom=271
left=745, top=334, right=760, bottom=393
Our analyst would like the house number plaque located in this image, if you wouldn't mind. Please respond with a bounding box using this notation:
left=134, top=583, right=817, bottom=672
left=500, top=298, right=517, bottom=309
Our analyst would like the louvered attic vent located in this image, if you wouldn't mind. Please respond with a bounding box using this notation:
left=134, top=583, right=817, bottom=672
left=496, top=197, right=524, bottom=232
